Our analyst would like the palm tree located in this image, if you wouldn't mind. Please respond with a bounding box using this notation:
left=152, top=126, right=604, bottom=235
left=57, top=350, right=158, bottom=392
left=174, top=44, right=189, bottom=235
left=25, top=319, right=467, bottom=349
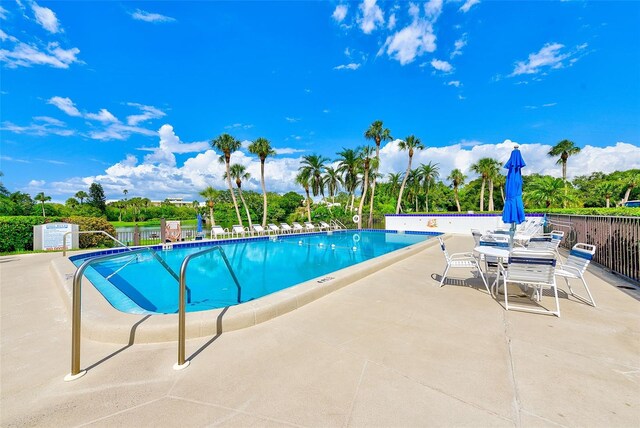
left=123, top=189, right=128, bottom=199
left=447, top=169, right=466, bottom=212
left=299, top=154, right=329, bottom=200
left=34, top=192, right=51, bottom=217
left=296, top=169, right=312, bottom=222
left=323, top=166, right=342, bottom=207
left=199, top=186, right=218, bottom=226
left=211, top=133, right=243, bottom=225
left=356, top=146, right=375, bottom=228
left=75, top=191, right=88, bottom=205
left=336, top=148, right=359, bottom=213
left=364, top=120, right=393, bottom=226
left=396, top=135, right=424, bottom=213
left=485, top=159, right=503, bottom=211
left=525, top=176, right=565, bottom=208
left=248, top=137, right=276, bottom=227
left=622, top=173, right=640, bottom=205
left=548, top=139, right=581, bottom=207
left=226, top=164, right=253, bottom=229
left=598, top=182, right=620, bottom=208
left=470, top=157, right=497, bottom=212
left=419, top=161, right=440, bottom=212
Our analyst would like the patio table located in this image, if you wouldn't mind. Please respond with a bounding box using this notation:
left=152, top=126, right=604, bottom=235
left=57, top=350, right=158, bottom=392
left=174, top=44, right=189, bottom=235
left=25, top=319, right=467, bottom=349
left=474, top=246, right=511, bottom=296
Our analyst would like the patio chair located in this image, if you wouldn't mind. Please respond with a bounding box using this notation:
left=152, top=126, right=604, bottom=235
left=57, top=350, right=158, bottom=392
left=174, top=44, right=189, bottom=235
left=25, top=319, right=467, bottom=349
left=437, top=237, right=490, bottom=294
left=554, top=243, right=597, bottom=307
left=304, top=222, right=317, bottom=231
left=280, top=223, right=294, bottom=234
left=291, top=222, right=305, bottom=233
left=252, top=224, right=267, bottom=236
left=231, top=224, right=248, bottom=238
left=499, top=249, right=560, bottom=316
left=268, top=223, right=281, bottom=234
left=478, top=234, right=510, bottom=280
left=211, top=225, right=230, bottom=239
left=528, top=230, right=564, bottom=261
left=318, top=221, right=332, bottom=231
left=471, top=229, right=483, bottom=246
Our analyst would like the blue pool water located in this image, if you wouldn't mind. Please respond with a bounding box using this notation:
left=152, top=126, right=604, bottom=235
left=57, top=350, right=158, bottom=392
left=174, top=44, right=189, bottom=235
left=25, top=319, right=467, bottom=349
left=71, top=230, right=436, bottom=314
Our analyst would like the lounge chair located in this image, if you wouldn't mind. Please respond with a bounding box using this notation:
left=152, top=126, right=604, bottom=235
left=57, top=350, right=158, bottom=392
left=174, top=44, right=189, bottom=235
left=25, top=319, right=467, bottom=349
left=499, top=249, right=559, bottom=316
left=438, top=237, right=489, bottom=294
left=280, top=223, right=294, bottom=234
left=231, top=224, right=248, bottom=238
left=211, top=225, right=230, bottom=239
left=252, top=224, right=267, bottom=236
left=303, top=222, right=316, bottom=231
left=554, top=243, right=596, bottom=307
left=291, top=222, right=305, bottom=232
left=267, top=223, right=281, bottom=234
left=318, top=221, right=332, bottom=231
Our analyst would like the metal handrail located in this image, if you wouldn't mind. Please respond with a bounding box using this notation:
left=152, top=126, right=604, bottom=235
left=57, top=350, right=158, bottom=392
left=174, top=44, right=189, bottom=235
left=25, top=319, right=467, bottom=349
left=62, top=230, right=131, bottom=256
left=64, top=247, right=182, bottom=381
left=175, top=245, right=241, bottom=370
left=331, top=219, right=347, bottom=230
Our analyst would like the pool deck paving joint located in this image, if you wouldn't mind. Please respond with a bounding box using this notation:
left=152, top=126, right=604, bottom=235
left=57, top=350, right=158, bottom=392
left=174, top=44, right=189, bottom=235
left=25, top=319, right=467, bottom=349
left=1, top=234, right=639, bottom=427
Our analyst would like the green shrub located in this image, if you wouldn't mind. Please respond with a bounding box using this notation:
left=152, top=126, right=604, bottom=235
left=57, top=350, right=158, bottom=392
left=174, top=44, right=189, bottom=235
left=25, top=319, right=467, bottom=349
left=62, top=216, right=116, bottom=248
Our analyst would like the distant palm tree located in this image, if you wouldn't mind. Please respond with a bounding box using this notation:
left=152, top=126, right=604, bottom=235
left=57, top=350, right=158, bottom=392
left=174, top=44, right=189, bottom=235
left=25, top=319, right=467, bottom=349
left=419, top=161, right=440, bottom=212
left=323, top=166, right=342, bottom=207
left=525, top=176, right=565, bottom=209
left=211, top=133, right=243, bottom=225
left=405, top=169, right=422, bottom=212
left=296, top=169, right=312, bottom=222
left=396, top=135, right=424, bottom=214
left=299, top=154, right=329, bottom=200
left=386, top=172, right=402, bottom=201
left=225, top=164, right=253, bottom=229
left=75, top=191, right=88, bottom=205
left=123, top=189, right=128, bottom=199
left=356, top=146, right=375, bottom=228
left=548, top=139, right=581, bottom=207
left=485, top=159, right=503, bottom=211
left=199, top=186, right=218, bottom=226
left=447, top=169, right=466, bottom=212
left=364, top=120, right=393, bottom=227
left=470, top=157, right=497, bottom=212
left=248, top=137, right=276, bottom=227
left=34, top=192, right=51, bottom=217
left=598, top=182, right=620, bottom=208
left=622, top=173, right=640, bottom=205
left=336, top=148, right=359, bottom=212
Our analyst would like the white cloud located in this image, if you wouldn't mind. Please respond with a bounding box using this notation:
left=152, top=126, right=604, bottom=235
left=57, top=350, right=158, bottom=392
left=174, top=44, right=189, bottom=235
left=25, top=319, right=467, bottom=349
left=451, top=34, right=467, bottom=58
left=387, top=13, right=396, bottom=30
left=323, top=109, right=330, bottom=114
left=0, top=6, right=8, bottom=20
left=459, top=0, right=480, bottom=13
left=285, top=117, right=300, bottom=123
left=0, top=38, right=80, bottom=69
left=379, top=4, right=436, bottom=65
left=85, top=108, right=119, bottom=123
left=48, top=96, right=82, bottom=117
left=126, top=103, right=166, bottom=125
left=334, top=63, right=361, bottom=70
left=33, top=116, right=65, bottom=126
left=0, top=120, right=75, bottom=137
left=88, top=123, right=157, bottom=141
left=424, top=0, right=443, bottom=22
left=431, top=59, right=453, bottom=72
left=130, top=9, right=176, bottom=23
left=447, top=80, right=461, bottom=87
left=542, top=102, right=557, bottom=107
left=224, top=123, right=254, bottom=130
left=32, top=2, right=61, bottom=33
left=274, top=147, right=306, bottom=155
left=510, top=42, right=587, bottom=77
left=332, top=4, right=348, bottom=23
left=358, top=0, right=384, bottom=34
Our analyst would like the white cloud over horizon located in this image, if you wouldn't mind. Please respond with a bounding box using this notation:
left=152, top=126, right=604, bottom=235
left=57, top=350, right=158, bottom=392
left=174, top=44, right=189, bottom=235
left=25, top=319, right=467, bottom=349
left=379, top=3, right=437, bottom=65
left=510, top=42, right=588, bottom=77
left=332, top=4, right=348, bottom=23
left=32, top=2, right=61, bottom=33
left=130, top=9, right=176, bottom=23
left=431, top=58, right=453, bottom=72
left=358, top=0, right=384, bottom=34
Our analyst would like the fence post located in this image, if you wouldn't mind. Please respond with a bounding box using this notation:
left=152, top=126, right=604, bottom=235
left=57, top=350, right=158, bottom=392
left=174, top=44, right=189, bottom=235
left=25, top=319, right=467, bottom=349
left=160, top=218, right=166, bottom=243
left=133, top=224, right=140, bottom=246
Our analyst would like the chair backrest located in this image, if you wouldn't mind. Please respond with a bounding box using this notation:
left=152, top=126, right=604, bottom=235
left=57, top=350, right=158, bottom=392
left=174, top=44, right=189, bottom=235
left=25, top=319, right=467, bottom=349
left=471, top=229, right=483, bottom=246
left=281, top=223, right=292, bottom=230
left=565, top=243, right=596, bottom=274
left=232, top=225, right=245, bottom=233
left=268, top=223, right=280, bottom=231
left=292, top=222, right=304, bottom=229
left=507, top=249, right=556, bottom=284
left=304, top=222, right=315, bottom=229
left=320, top=221, right=330, bottom=228
left=437, top=237, right=451, bottom=261
left=253, top=225, right=264, bottom=232
left=480, top=234, right=509, bottom=248
left=212, top=225, right=224, bottom=234
left=550, top=230, right=564, bottom=242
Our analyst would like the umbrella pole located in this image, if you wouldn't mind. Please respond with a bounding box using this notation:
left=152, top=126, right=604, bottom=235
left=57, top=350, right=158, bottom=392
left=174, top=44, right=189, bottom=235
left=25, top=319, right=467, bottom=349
left=509, top=222, right=516, bottom=250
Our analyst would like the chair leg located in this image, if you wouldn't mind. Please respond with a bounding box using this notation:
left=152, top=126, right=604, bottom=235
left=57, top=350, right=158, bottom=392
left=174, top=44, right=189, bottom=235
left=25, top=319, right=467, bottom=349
left=440, top=265, right=450, bottom=287
left=551, top=284, right=561, bottom=317
left=476, top=266, right=490, bottom=295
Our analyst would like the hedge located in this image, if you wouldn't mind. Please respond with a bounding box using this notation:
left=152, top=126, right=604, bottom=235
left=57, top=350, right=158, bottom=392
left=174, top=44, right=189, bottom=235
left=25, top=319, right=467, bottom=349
left=0, top=216, right=117, bottom=253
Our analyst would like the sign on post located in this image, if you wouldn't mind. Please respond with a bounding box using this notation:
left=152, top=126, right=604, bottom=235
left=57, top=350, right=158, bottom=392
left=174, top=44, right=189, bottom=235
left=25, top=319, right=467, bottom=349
left=33, top=223, right=79, bottom=251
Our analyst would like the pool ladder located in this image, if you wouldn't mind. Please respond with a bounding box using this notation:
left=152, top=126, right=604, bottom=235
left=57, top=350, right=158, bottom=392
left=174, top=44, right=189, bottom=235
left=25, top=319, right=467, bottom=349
left=64, top=245, right=239, bottom=380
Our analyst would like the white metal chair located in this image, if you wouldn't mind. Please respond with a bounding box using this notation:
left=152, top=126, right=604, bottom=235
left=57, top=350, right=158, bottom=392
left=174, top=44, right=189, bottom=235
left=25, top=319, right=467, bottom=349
left=499, top=249, right=560, bottom=316
left=291, top=222, right=305, bottom=233
left=478, top=234, right=510, bottom=280
left=304, top=222, right=317, bottom=231
left=528, top=230, right=564, bottom=262
left=267, top=223, right=281, bottom=234
left=318, top=221, right=332, bottom=231
left=231, top=224, right=248, bottom=238
left=554, top=243, right=597, bottom=307
left=437, top=237, right=490, bottom=294
left=252, top=224, right=267, bottom=236
left=211, top=225, right=230, bottom=239
left=280, top=223, right=294, bottom=234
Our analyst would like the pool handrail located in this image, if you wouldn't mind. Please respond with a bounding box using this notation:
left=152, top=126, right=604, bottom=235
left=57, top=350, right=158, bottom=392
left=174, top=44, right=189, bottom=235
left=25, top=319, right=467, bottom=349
left=64, top=247, right=182, bottom=381
left=63, top=230, right=131, bottom=256
left=175, top=245, right=241, bottom=370
left=331, top=219, right=347, bottom=230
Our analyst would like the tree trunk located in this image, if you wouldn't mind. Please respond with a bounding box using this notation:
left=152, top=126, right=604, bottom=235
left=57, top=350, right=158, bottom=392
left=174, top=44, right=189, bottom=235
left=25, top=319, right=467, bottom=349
left=305, top=188, right=312, bottom=222
left=454, top=187, right=461, bottom=212
left=237, top=187, right=252, bottom=230
left=260, top=159, right=268, bottom=227
left=358, top=168, right=369, bottom=229
left=479, top=178, right=486, bottom=212
left=425, top=188, right=430, bottom=213
left=562, top=160, right=568, bottom=208
left=623, top=187, right=632, bottom=204
left=226, top=161, right=243, bottom=225
left=41, top=202, right=46, bottom=217
left=500, top=186, right=505, bottom=203
left=396, top=157, right=413, bottom=214
left=488, top=179, right=495, bottom=211
left=350, top=192, right=355, bottom=213
left=209, top=206, right=215, bottom=226
left=606, top=197, right=610, bottom=208
left=367, top=178, right=376, bottom=228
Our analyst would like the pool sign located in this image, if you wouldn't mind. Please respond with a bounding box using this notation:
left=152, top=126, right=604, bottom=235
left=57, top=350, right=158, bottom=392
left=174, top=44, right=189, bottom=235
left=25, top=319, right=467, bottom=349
left=33, top=222, right=79, bottom=251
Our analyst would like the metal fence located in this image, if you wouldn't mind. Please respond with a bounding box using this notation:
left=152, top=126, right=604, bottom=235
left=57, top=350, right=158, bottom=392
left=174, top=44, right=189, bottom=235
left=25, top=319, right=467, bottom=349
left=547, top=214, right=640, bottom=283
left=117, top=226, right=200, bottom=246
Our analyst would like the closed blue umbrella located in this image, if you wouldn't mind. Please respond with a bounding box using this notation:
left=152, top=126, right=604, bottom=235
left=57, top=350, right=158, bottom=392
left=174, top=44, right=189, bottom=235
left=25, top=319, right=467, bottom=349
left=502, top=146, right=526, bottom=248
left=196, top=213, right=203, bottom=234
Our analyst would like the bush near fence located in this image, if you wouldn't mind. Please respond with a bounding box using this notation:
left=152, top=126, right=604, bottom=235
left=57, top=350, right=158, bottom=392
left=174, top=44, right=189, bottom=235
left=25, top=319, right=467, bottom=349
left=0, top=216, right=116, bottom=253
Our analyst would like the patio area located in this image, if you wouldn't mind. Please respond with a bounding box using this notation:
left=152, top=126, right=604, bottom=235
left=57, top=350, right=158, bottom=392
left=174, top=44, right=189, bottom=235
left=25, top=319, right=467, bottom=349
left=1, top=234, right=638, bottom=427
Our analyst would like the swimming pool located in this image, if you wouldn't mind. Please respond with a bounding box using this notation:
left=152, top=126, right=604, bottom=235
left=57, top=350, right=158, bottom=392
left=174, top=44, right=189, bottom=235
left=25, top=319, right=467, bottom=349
left=71, top=230, right=437, bottom=314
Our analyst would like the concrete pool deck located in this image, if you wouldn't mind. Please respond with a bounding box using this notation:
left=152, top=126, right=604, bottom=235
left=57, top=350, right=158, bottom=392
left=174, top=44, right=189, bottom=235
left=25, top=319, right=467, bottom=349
left=1, top=234, right=639, bottom=426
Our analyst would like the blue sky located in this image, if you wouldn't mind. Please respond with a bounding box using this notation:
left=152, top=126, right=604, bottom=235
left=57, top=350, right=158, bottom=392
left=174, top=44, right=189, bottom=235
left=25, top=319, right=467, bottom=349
left=1, top=0, right=639, bottom=202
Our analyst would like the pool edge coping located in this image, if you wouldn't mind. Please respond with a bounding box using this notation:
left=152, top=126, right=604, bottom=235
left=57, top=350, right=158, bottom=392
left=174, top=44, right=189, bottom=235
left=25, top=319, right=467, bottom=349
left=50, top=233, right=445, bottom=344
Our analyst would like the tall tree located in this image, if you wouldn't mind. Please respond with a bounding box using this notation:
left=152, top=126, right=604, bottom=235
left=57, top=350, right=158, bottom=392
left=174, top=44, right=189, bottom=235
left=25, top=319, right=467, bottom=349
left=622, top=173, right=640, bottom=204
left=34, top=192, right=51, bottom=217
left=199, top=186, right=218, bottom=226
left=88, top=182, right=106, bottom=213
left=211, top=133, right=243, bottom=225
left=299, top=154, right=329, bottom=200
left=447, top=168, right=466, bottom=212
left=336, top=148, right=359, bottom=213
left=74, top=190, right=88, bottom=205
left=356, top=146, right=375, bottom=228
left=364, top=120, right=393, bottom=227
left=525, top=176, right=566, bottom=209
left=548, top=139, right=581, bottom=207
left=485, top=159, right=503, bottom=211
left=123, top=189, right=128, bottom=199
left=598, top=182, right=620, bottom=208
left=226, top=164, right=253, bottom=229
left=419, top=161, right=440, bottom=212
left=396, top=135, right=424, bottom=213
left=470, top=158, right=496, bottom=212
left=323, top=166, right=342, bottom=207
left=248, top=137, right=276, bottom=227
left=296, top=169, right=312, bottom=222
